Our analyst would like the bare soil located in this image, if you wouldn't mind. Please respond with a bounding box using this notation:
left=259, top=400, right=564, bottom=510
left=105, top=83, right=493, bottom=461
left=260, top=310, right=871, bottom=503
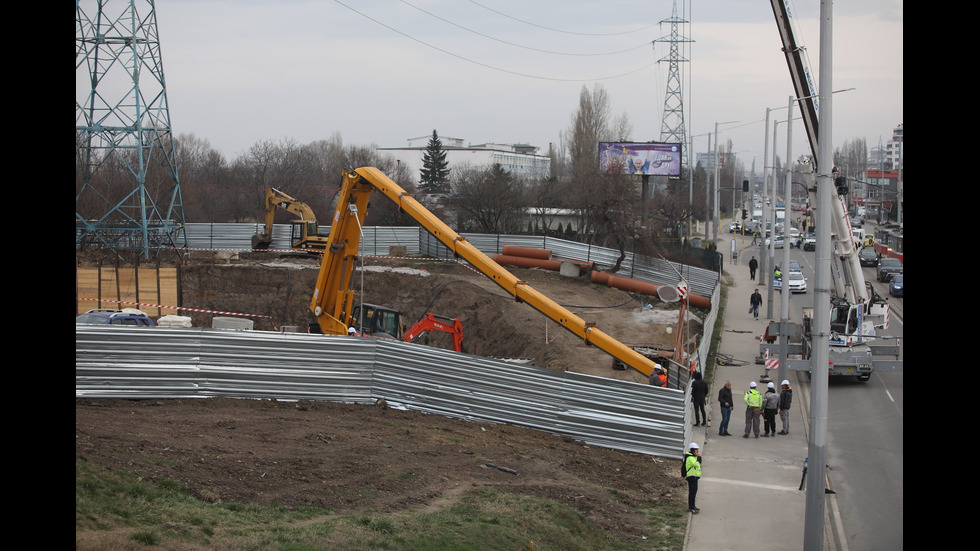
left=76, top=252, right=698, bottom=545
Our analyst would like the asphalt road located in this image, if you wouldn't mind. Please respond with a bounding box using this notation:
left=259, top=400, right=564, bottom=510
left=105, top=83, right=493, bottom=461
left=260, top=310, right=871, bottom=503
left=752, top=233, right=904, bottom=550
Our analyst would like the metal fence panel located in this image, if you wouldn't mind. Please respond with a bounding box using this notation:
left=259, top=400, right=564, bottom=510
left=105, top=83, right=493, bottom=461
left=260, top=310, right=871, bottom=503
left=77, top=326, right=690, bottom=458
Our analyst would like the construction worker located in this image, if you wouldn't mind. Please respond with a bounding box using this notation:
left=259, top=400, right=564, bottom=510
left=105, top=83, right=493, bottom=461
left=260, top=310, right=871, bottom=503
left=743, top=381, right=763, bottom=438
left=682, top=442, right=702, bottom=514
left=773, top=265, right=782, bottom=280
left=650, top=364, right=668, bottom=388
left=777, top=380, right=793, bottom=435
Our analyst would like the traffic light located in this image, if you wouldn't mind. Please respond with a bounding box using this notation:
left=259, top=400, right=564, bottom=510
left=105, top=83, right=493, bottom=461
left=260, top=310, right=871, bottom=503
left=742, top=180, right=749, bottom=192
left=741, top=209, right=747, bottom=220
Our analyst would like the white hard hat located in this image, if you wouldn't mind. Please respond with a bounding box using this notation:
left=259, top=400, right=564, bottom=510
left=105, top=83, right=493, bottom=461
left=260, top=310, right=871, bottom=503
left=750, top=381, right=757, bottom=388
left=689, top=442, right=699, bottom=449
left=347, top=327, right=357, bottom=334
left=768, top=382, right=775, bottom=388
left=781, top=380, right=790, bottom=386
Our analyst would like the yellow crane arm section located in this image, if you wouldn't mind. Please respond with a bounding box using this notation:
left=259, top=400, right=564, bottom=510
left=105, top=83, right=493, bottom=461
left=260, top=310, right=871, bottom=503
left=310, top=166, right=662, bottom=378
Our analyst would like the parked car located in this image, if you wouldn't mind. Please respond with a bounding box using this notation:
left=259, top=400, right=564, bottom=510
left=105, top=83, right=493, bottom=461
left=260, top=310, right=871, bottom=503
left=858, top=247, right=879, bottom=267
left=802, top=233, right=816, bottom=251
left=728, top=221, right=742, bottom=233
left=876, top=257, right=903, bottom=282
left=889, top=274, right=903, bottom=297
left=76, top=308, right=157, bottom=327
left=766, top=234, right=785, bottom=249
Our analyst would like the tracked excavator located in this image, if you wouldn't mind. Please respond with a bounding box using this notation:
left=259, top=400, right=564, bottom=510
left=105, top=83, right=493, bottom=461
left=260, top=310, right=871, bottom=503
left=309, top=167, right=666, bottom=381
left=251, top=187, right=330, bottom=251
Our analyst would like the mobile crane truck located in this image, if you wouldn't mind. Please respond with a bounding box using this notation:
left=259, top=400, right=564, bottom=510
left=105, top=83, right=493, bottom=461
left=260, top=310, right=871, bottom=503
left=309, top=167, right=665, bottom=380
left=762, top=0, right=902, bottom=381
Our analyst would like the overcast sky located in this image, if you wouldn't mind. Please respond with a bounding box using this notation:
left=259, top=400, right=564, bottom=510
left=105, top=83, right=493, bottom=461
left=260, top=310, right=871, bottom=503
left=149, top=0, right=903, bottom=173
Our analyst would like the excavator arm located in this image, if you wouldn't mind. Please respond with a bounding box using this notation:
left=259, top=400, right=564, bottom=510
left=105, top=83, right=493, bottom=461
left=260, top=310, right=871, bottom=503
left=310, top=167, right=665, bottom=379
left=252, top=187, right=329, bottom=250
left=404, top=312, right=464, bottom=353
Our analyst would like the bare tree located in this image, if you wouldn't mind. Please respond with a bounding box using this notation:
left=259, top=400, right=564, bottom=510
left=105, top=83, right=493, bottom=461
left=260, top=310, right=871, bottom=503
left=450, top=163, right=528, bottom=234
left=562, top=83, right=637, bottom=270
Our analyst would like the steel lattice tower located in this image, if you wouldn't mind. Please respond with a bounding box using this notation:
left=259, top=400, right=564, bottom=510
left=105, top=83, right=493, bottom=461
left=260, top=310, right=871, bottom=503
left=76, top=0, right=186, bottom=257
left=654, top=1, right=692, bottom=167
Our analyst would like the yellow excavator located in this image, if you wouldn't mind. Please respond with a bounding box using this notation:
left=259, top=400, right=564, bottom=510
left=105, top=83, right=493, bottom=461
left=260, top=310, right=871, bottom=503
left=309, top=167, right=665, bottom=380
left=251, top=187, right=330, bottom=251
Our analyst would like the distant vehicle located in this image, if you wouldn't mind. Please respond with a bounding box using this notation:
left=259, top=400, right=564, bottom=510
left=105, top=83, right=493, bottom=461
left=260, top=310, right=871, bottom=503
left=786, top=271, right=807, bottom=293
left=728, top=221, right=742, bottom=233
left=851, top=218, right=863, bottom=228
left=76, top=309, right=156, bottom=327
left=788, top=260, right=802, bottom=274
left=889, top=274, right=903, bottom=297
left=859, top=247, right=879, bottom=267
left=876, top=257, right=903, bottom=282
left=802, top=233, right=816, bottom=251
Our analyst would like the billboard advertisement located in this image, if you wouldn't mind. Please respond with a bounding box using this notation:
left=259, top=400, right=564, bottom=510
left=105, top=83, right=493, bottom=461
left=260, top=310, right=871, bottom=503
left=598, top=142, right=682, bottom=177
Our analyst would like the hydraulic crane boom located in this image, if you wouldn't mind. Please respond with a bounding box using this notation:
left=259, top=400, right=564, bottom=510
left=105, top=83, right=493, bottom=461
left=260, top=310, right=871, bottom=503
left=310, top=167, right=665, bottom=379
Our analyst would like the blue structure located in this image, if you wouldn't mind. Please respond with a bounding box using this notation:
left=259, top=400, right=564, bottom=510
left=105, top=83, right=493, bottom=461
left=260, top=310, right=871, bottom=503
left=75, top=0, right=186, bottom=256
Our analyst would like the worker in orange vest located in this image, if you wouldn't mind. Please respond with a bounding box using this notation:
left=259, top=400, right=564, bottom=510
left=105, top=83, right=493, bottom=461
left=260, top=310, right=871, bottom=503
left=650, top=364, right=668, bottom=388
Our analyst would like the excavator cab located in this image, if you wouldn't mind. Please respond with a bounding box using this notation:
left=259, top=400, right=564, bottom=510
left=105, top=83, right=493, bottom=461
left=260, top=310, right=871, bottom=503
left=350, top=303, right=405, bottom=340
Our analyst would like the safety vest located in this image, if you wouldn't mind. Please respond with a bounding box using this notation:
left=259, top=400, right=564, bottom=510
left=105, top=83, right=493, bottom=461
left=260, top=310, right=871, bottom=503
left=684, top=453, right=702, bottom=478
left=744, top=389, right=763, bottom=408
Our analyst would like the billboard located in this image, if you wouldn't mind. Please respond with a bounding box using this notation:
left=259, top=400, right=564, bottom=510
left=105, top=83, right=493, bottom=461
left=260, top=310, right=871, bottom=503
left=598, top=142, right=682, bottom=177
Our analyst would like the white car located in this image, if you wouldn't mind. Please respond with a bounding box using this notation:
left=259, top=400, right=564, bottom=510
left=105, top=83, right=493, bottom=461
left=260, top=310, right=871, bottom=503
left=786, top=271, right=807, bottom=293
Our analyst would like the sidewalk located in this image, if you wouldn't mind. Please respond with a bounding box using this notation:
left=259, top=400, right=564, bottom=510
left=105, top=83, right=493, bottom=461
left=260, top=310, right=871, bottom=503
left=683, top=242, right=838, bottom=551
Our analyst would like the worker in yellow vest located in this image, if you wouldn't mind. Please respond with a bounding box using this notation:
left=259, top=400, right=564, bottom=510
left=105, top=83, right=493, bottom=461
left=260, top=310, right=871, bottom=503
left=743, top=381, right=763, bottom=438
left=682, top=442, right=702, bottom=514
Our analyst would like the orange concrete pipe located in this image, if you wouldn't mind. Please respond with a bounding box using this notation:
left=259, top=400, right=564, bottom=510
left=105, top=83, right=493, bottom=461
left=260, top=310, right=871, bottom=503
left=492, top=254, right=563, bottom=271
left=501, top=246, right=552, bottom=260
left=591, top=271, right=711, bottom=309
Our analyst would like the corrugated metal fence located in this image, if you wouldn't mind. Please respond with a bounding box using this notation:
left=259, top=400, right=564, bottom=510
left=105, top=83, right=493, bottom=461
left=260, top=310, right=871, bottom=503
left=82, top=223, right=725, bottom=457
left=77, top=326, right=689, bottom=458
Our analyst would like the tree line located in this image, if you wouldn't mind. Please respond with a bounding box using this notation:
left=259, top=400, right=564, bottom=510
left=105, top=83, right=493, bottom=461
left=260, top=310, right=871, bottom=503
left=77, top=83, right=870, bottom=260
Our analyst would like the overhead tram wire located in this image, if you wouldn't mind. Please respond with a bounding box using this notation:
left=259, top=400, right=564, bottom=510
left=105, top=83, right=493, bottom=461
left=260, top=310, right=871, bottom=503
left=333, top=0, right=658, bottom=82
left=399, top=0, right=652, bottom=56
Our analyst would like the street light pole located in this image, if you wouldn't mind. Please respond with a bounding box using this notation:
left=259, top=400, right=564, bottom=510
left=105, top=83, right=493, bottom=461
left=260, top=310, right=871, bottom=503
left=779, top=95, right=793, bottom=388
left=713, top=121, right=740, bottom=245
left=766, top=118, right=782, bottom=319
left=805, top=0, right=834, bottom=547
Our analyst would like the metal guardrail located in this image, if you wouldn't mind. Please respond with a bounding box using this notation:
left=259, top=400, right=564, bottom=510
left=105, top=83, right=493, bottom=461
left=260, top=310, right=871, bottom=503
left=77, top=326, right=689, bottom=458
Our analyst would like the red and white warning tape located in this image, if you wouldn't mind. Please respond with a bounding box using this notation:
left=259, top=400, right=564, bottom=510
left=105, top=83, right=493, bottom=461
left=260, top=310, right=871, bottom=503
left=76, top=297, right=270, bottom=319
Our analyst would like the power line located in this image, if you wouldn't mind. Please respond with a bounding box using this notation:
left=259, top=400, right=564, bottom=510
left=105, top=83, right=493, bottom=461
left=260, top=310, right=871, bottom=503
left=467, top=0, right=658, bottom=36
left=400, top=0, right=651, bottom=56
left=333, top=0, right=658, bottom=82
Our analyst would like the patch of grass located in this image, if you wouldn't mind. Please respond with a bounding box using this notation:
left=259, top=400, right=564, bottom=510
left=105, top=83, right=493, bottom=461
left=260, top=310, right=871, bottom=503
left=76, top=457, right=688, bottom=550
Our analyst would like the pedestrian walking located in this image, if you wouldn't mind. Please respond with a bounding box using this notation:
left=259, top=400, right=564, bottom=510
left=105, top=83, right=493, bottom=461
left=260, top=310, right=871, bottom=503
left=682, top=442, right=702, bottom=514
left=691, top=371, right=709, bottom=426
left=777, top=379, right=793, bottom=435
left=743, top=381, right=763, bottom=438
left=750, top=289, right=763, bottom=319
left=762, top=382, right=779, bottom=436
left=748, top=256, right=758, bottom=280
left=717, top=380, right=734, bottom=436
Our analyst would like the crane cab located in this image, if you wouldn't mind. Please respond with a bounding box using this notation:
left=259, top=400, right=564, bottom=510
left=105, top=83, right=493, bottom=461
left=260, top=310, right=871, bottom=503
left=350, top=303, right=406, bottom=340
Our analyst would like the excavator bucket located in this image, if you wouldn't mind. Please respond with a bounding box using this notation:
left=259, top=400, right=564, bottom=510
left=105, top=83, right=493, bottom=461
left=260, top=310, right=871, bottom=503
left=251, top=233, right=273, bottom=250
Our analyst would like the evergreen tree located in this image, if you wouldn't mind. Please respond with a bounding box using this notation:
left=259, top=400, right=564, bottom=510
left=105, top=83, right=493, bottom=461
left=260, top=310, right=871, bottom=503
left=419, top=130, right=450, bottom=194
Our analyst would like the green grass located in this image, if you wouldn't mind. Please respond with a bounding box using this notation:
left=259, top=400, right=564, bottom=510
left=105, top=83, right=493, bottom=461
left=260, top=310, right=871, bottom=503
left=76, top=457, right=688, bottom=550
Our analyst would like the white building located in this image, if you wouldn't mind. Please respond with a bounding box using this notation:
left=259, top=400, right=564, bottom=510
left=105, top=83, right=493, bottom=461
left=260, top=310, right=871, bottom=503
left=377, top=135, right=552, bottom=184
left=870, top=124, right=903, bottom=170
